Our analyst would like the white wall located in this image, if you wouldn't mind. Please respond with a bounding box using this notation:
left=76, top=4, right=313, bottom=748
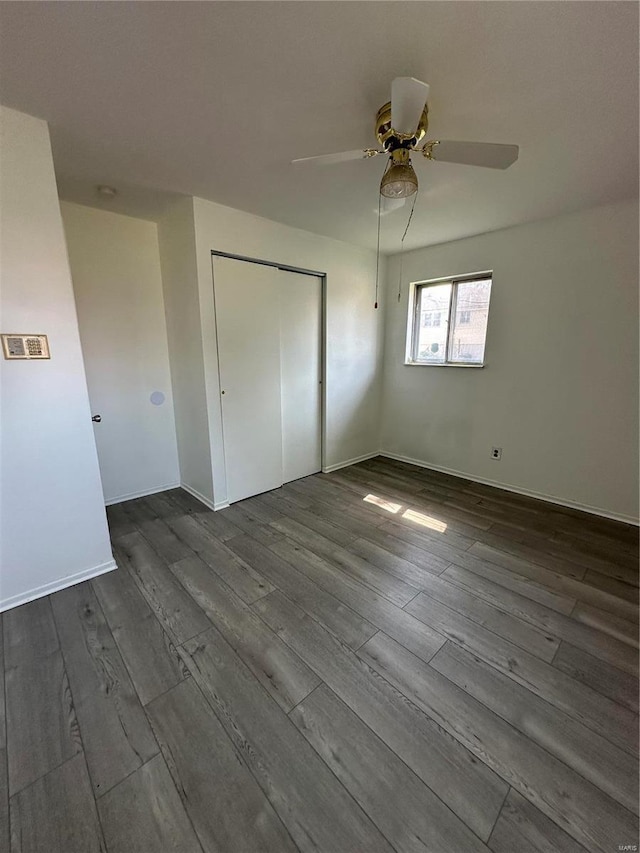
left=0, top=106, right=114, bottom=611
left=61, top=202, right=180, bottom=503
left=157, top=197, right=215, bottom=505
left=190, top=196, right=385, bottom=507
left=380, top=199, right=639, bottom=523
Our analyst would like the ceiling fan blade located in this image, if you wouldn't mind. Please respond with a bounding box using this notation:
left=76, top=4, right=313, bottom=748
left=391, top=77, right=430, bottom=136
left=292, top=149, right=382, bottom=166
left=429, top=140, right=519, bottom=169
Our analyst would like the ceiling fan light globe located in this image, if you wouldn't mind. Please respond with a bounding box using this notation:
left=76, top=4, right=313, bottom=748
left=380, top=162, right=418, bottom=198
left=381, top=181, right=411, bottom=198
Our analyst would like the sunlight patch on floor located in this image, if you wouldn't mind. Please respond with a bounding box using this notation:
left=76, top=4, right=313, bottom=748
left=401, top=508, right=448, bottom=532
left=362, top=493, right=448, bottom=532
left=363, top=494, right=402, bottom=514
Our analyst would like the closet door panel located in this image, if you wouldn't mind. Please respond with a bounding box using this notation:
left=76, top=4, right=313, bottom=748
left=279, top=272, right=322, bottom=483
left=214, top=257, right=283, bottom=503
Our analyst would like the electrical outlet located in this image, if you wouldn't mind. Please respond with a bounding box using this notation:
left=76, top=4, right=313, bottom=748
left=491, top=447, right=502, bottom=460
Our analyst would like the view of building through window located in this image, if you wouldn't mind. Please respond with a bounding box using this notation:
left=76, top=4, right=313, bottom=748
left=415, top=283, right=451, bottom=363
left=410, top=276, right=492, bottom=365
left=449, top=279, right=492, bottom=363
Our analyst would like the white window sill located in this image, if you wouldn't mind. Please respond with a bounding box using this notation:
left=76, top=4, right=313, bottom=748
left=404, top=361, right=485, bottom=368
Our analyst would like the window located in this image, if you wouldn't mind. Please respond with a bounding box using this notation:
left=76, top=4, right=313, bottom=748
left=406, top=274, right=492, bottom=366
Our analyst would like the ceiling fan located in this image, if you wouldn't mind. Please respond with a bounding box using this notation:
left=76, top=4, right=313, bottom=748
left=293, top=77, right=519, bottom=205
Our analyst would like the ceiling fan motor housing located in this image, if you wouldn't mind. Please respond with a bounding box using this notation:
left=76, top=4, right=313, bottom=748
left=375, top=101, right=429, bottom=150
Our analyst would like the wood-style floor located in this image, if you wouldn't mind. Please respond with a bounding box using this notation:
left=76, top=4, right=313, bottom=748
left=3, top=457, right=639, bottom=853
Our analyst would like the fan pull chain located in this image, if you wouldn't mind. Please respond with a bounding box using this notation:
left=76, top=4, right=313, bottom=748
left=374, top=191, right=382, bottom=309
left=398, top=191, right=418, bottom=302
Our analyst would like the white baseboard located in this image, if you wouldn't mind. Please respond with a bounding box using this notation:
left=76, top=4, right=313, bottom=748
left=214, top=501, right=230, bottom=511
left=379, top=452, right=639, bottom=526
left=180, top=482, right=217, bottom=512
left=0, top=558, right=118, bottom=613
left=322, top=451, right=380, bottom=474
left=105, top=482, right=180, bottom=506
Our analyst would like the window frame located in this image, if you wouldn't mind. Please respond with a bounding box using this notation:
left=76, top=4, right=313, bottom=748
left=405, top=271, right=492, bottom=368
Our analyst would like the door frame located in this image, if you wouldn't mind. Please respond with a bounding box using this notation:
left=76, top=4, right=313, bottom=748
left=210, top=250, right=327, bottom=496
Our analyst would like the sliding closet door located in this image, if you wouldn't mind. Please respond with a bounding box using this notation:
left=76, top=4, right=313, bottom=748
left=214, top=256, right=323, bottom=504
left=214, top=256, right=283, bottom=504
left=279, top=272, right=322, bottom=482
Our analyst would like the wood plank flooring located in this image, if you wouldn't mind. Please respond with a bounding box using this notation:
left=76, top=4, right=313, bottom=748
left=3, top=457, right=638, bottom=853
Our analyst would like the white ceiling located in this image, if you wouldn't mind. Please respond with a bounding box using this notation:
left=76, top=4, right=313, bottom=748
left=0, top=2, right=637, bottom=253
